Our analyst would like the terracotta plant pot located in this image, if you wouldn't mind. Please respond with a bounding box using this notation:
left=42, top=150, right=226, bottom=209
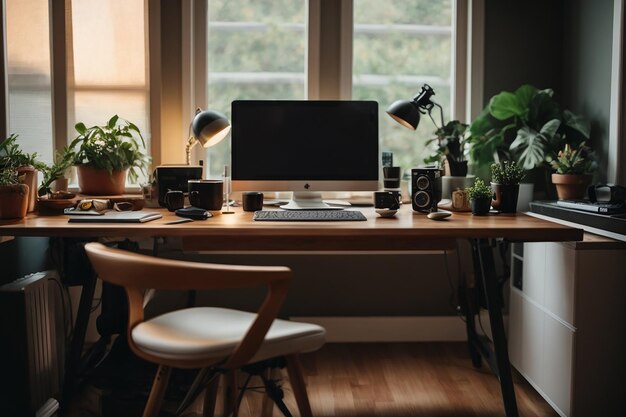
left=0, top=183, right=29, bottom=219
left=16, top=165, right=37, bottom=212
left=491, top=183, right=519, bottom=213
left=552, top=173, right=592, bottom=200
left=77, top=165, right=128, bottom=195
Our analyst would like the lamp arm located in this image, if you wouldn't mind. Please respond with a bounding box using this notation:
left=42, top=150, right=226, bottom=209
left=186, top=137, right=197, bottom=165
left=427, top=101, right=445, bottom=130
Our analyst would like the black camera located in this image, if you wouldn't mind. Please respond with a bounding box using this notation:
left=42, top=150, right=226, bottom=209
left=411, top=167, right=442, bottom=212
left=374, top=191, right=400, bottom=210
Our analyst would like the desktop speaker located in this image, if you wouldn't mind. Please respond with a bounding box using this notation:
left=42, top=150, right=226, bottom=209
left=411, top=167, right=442, bottom=212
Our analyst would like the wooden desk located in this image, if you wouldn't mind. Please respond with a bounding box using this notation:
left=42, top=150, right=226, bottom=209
left=0, top=207, right=583, bottom=417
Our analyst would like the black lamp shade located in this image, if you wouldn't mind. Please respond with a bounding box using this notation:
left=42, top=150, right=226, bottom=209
left=191, top=110, right=231, bottom=148
left=386, top=99, right=420, bottom=130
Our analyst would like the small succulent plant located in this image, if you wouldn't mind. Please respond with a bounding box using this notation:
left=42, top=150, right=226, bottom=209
left=491, top=161, right=525, bottom=185
left=550, top=142, right=596, bottom=175
left=467, top=178, right=493, bottom=200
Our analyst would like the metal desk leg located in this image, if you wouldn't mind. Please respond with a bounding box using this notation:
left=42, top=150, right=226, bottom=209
left=60, top=269, right=97, bottom=415
left=472, top=238, right=519, bottom=417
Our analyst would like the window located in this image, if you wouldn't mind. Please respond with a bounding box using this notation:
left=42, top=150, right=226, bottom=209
left=200, top=0, right=463, bottom=179
left=69, top=0, right=150, bottom=184
left=5, top=0, right=54, bottom=165
left=204, top=0, right=308, bottom=177
left=352, top=0, right=454, bottom=171
left=3, top=0, right=150, bottom=186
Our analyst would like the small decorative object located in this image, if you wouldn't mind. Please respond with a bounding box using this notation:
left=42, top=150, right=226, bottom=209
left=451, top=188, right=471, bottom=211
left=70, top=115, right=150, bottom=195
left=550, top=142, right=596, bottom=200
left=0, top=166, right=29, bottom=219
left=0, top=134, right=46, bottom=212
left=467, top=178, right=492, bottom=215
left=491, top=161, right=524, bottom=213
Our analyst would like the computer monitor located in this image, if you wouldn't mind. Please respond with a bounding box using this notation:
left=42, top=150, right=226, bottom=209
left=231, top=100, right=379, bottom=209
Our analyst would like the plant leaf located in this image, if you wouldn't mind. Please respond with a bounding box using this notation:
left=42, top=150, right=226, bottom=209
left=489, top=92, right=524, bottom=120
left=75, top=123, right=87, bottom=135
left=563, top=110, right=590, bottom=139
left=510, top=127, right=546, bottom=170
left=107, top=115, right=119, bottom=129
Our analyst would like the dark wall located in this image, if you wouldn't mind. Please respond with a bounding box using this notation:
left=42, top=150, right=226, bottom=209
left=562, top=0, right=615, bottom=183
left=483, top=0, right=566, bottom=101
left=0, top=237, right=50, bottom=285
left=483, top=0, right=617, bottom=183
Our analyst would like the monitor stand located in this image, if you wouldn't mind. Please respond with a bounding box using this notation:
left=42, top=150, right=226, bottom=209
left=280, top=192, right=343, bottom=210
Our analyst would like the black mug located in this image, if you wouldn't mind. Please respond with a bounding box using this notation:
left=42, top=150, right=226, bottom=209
left=243, top=191, right=264, bottom=212
left=188, top=180, right=224, bottom=211
left=164, top=190, right=185, bottom=212
left=383, top=166, right=401, bottom=189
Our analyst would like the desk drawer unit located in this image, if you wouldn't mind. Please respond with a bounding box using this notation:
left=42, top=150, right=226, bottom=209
left=509, top=239, right=626, bottom=417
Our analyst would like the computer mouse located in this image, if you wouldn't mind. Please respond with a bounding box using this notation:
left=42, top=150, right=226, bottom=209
left=427, top=211, right=451, bottom=221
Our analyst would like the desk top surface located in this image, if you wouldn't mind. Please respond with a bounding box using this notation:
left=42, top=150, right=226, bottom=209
left=0, top=207, right=583, bottom=250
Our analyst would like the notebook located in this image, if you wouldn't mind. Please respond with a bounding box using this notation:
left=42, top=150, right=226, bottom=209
left=67, top=211, right=162, bottom=223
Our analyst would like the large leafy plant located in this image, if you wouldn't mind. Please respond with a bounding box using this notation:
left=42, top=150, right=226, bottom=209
left=468, top=85, right=590, bottom=173
left=70, top=115, right=150, bottom=183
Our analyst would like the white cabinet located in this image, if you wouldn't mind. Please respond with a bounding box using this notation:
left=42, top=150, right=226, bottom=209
left=509, top=236, right=626, bottom=417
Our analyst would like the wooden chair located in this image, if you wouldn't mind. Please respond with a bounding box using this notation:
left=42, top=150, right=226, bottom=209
left=84, top=242, right=325, bottom=417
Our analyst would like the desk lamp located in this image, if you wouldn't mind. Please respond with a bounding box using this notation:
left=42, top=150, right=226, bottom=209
left=185, top=108, right=231, bottom=165
left=386, top=84, right=444, bottom=130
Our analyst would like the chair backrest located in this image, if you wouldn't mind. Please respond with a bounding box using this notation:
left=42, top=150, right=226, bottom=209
left=84, top=242, right=292, bottom=368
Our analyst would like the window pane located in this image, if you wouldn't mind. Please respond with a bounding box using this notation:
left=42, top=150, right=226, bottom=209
left=6, top=0, right=53, bottom=165
left=70, top=0, right=149, bottom=184
left=353, top=0, right=453, bottom=171
left=205, top=0, right=307, bottom=177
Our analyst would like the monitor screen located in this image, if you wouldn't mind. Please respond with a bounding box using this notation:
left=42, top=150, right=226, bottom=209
left=231, top=100, right=379, bottom=196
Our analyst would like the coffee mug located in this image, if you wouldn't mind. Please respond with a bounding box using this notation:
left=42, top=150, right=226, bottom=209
left=243, top=191, right=264, bottom=212
left=188, top=180, right=224, bottom=211
left=164, top=190, right=184, bottom=212
left=383, top=166, right=401, bottom=189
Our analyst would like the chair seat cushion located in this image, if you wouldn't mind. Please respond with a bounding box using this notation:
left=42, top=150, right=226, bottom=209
left=131, top=307, right=325, bottom=363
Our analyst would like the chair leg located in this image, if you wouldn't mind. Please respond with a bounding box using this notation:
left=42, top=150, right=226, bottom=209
left=260, top=368, right=275, bottom=417
left=142, top=365, right=172, bottom=417
left=285, top=355, right=313, bottom=417
left=223, top=370, right=239, bottom=417
left=202, top=373, right=221, bottom=417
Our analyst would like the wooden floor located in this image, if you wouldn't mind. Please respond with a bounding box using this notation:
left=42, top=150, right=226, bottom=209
left=74, top=342, right=558, bottom=417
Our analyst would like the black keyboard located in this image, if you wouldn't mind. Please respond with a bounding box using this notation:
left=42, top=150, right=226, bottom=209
left=253, top=210, right=367, bottom=222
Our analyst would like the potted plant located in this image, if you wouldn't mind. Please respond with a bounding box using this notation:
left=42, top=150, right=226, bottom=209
left=550, top=142, right=596, bottom=200
left=467, top=85, right=590, bottom=199
left=0, top=134, right=45, bottom=212
left=424, top=120, right=472, bottom=199
left=467, top=178, right=492, bottom=215
left=424, top=120, right=469, bottom=176
left=38, top=147, right=75, bottom=198
left=491, top=161, right=524, bottom=213
left=0, top=166, right=29, bottom=219
left=70, top=115, right=149, bottom=195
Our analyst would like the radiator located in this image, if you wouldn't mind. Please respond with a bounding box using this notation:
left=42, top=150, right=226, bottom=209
left=0, top=271, right=64, bottom=417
